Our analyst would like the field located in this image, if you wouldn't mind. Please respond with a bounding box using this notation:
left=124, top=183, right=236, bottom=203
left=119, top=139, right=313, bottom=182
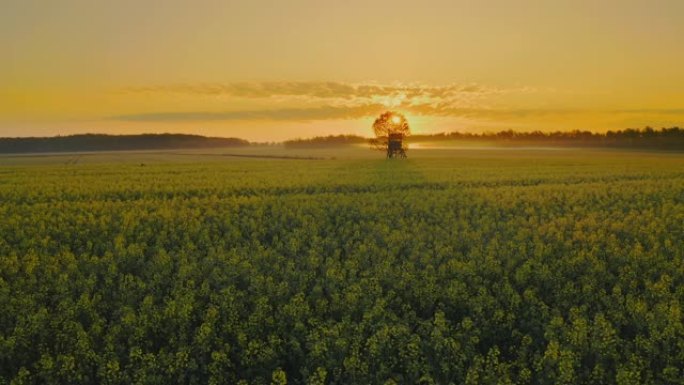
left=1, top=148, right=683, bottom=384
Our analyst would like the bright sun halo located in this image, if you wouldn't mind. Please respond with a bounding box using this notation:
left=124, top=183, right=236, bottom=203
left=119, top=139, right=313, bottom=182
left=391, top=115, right=401, bottom=124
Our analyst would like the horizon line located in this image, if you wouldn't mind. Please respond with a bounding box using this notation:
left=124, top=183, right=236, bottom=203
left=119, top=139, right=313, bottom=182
left=1, top=126, right=682, bottom=143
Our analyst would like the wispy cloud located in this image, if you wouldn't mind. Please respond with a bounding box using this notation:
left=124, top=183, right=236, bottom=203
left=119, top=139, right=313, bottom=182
left=111, top=104, right=388, bottom=122
left=122, top=81, right=532, bottom=110
left=112, top=81, right=684, bottom=124
left=113, top=81, right=540, bottom=122
left=122, top=81, right=516, bottom=100
left=611, top=108, right=684, bottom=115
left=110, top=103, right=684, bottom=124
left=110, top=104, right=574, bottom=123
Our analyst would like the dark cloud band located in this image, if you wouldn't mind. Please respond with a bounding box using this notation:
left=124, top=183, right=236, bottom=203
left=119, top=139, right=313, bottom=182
left=109, top=103, right=684, bottom=123
left=110, top=104, right=388, bottom=122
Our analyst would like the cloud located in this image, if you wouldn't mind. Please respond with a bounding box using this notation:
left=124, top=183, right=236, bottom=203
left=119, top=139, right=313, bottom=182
left=121, top=81, right=527, bottom=110
left=611, top=108, right=684, bottom=115
left=125, top=82, right=360, bottom=99
left=123, top=81, right=510, bottom=99
left=113, top=81, right=541, bottom=122
left=110, top=104, right=388, bottom=122
left=113, top=81, right=684, bottom=123
left=109, top=103, right=684, bottom=123
left=109, top=102, right=579, bottom=123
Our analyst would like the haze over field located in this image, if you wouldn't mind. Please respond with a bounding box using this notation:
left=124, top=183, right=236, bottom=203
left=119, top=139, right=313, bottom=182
left=2, top=0, right=684, bottom=141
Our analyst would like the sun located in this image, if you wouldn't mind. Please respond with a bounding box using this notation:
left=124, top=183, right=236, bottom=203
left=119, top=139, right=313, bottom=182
left=391, top=115, right=402, bottom=124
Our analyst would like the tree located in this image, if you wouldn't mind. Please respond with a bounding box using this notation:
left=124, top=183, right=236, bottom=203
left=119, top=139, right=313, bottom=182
left=371, top=111, right=410, bottom=158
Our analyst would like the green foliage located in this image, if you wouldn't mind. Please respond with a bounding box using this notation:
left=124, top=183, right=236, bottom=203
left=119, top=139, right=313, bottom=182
left=1, top=151, right=683, bottom=384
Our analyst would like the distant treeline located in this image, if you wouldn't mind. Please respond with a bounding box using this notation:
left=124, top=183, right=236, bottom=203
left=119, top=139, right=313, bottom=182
left=285, top=127, right=684, bottom=150
left=411, top=127, right=684, bottom=148
left=283, top=134, right=368, bottom=148
left=2, top=128, right=683, bottom=154
left=0, top=134, right=250, bottom=154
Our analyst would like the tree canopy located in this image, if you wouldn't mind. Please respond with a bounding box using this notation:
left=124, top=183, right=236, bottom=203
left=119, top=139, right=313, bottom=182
left=372, top=111, right=411, bottom=139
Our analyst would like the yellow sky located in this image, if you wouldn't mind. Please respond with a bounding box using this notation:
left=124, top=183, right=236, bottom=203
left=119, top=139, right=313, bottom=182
left=1, top=0, right=683, bottom=141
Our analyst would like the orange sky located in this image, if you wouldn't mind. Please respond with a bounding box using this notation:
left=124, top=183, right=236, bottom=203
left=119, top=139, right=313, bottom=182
left=1, top=0, right=683, bottom=141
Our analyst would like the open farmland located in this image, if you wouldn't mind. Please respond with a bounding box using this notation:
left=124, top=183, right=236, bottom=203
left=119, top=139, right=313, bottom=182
left=1, top=148, right=684, bottom=384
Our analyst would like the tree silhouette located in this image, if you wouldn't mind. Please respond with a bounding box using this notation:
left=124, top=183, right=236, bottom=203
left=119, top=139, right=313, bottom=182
left=371, top=111, right=410, bottom=158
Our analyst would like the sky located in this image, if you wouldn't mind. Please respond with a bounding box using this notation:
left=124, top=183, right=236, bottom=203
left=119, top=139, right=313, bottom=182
left=1, top=0, right=683, bottom=141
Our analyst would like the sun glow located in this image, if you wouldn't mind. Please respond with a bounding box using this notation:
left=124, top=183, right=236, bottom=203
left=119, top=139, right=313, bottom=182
left=391, top=115, right=402, bottom=124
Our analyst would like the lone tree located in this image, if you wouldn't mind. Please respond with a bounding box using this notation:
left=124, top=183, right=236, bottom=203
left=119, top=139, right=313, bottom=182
left=371, top=111, right=410, bottom=158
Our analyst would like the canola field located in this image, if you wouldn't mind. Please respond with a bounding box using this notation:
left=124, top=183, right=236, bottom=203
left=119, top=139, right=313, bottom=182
left=1, top=149, right=683, bottom=384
